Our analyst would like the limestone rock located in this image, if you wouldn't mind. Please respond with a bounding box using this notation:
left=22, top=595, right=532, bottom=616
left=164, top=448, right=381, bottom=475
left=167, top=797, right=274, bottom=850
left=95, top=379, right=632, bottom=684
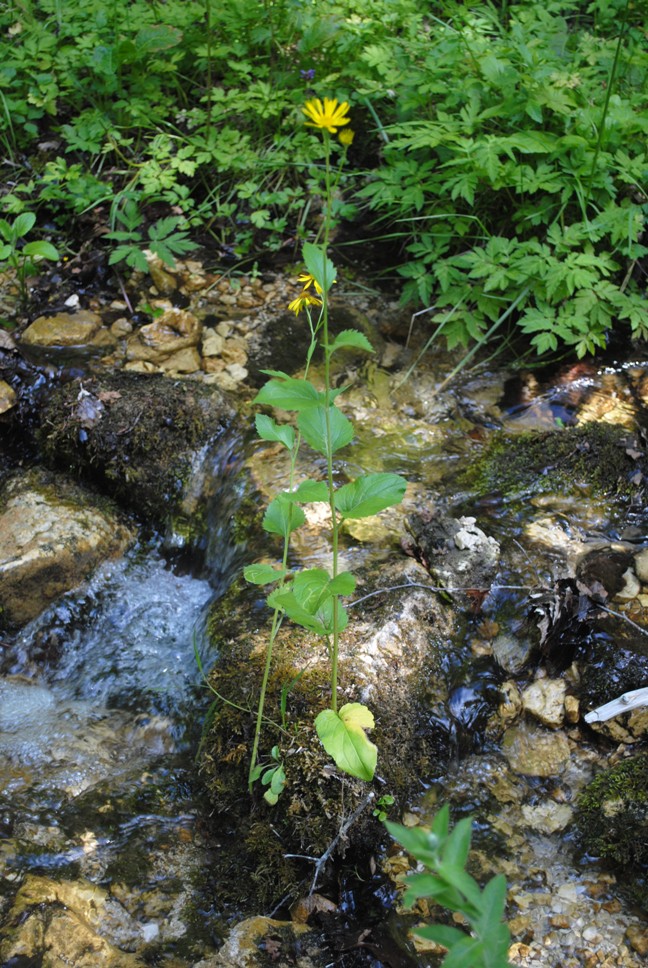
left=492, top=633, right=534, bottom=674
left=404, top=511, right=500, bottom=591
left=633, top=547, right=648, bottom=584
left=126, top=307, right=202, bottom=363
left=521, top=801, right=574, bottom=834
left=195, top=917, right=313, bottom=968
left=0, top=378, right=16, bottom=413
left=0, top=875, right=145, bottom=967
left=20, top=310, right=103, bottom=347
left=0, top=468, right=134, bottom=626
left=38, top=371, right=235, bottom=527
left=202, top=329, right=225, bottom=357
left=521, top=678, right=567, bottom=728
left=502, top=721, right=571, bottom=777
left=144, top=249, right=177, bottom=293
left=159, top=345, right=202, bottom=374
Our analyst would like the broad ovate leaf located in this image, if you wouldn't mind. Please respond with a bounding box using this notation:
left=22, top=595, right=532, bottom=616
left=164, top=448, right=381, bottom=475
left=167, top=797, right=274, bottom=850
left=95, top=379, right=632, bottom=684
left=334, top=473, right=407, bottom=519
left=13, top=211, right=36, bottom=239
left=254, top=376, right=324, bottom=411
left=315, top=702, right=377, bottom=781
left=285, top=479, right=329, bottom=503
left=328, top=329, right=374, bottom=356
left=244, top=563, right=288, bottom=585
left=255, top=413, right=295, bottom=450
left=297, top=405, right=354, bottom=456
left=328, top=571, right=356, bottom=596
left=263, top=496, right=306, bottom=538
left=23, top=240, right=59, bottom=261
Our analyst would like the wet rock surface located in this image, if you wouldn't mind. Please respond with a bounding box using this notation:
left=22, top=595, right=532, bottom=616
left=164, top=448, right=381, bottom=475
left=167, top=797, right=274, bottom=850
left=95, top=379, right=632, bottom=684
left=37, top=370, right=236, bottom=525
left=2, top=260, right=648, bottom=964
left=0, top=466, right=134, bottom=626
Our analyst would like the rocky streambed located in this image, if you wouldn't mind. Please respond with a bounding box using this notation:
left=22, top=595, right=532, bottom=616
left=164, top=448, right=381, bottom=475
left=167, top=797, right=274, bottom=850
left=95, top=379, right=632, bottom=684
left=0, top=258, right=648, bottom=966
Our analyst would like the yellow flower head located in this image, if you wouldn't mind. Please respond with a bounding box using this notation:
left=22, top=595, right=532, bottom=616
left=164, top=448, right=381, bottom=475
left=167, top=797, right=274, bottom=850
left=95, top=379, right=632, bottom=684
left=339, top=128, right=355, bottom=147
left=302, top=97, right=351, bottom=134
left=288, top=292, right=322, bottom=316
left=297, top=272, right=324, bottom=295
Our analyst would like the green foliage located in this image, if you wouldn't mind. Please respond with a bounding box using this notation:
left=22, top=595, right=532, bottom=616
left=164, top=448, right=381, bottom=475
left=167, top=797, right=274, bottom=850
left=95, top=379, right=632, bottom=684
left=105, top=199, right=197, bottom=272
left=355, top=0, right=648, bottom=356
left=249, top=746, right=287, bottom=806
left=1, top=0, right=644, bottom=353
left=387, top=806, right=511, bottom=968
left=0, top=211, right=59, bottom=305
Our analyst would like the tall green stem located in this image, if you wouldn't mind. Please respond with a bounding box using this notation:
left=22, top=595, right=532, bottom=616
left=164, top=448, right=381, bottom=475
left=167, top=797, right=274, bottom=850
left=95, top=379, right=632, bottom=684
left=248, top=316, right=322, bottom=788
left=321, top=134, right=341, bottom=713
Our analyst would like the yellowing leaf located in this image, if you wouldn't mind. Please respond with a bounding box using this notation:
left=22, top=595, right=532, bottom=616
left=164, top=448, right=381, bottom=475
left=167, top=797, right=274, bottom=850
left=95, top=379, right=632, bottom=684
left=315, top=702, right=377, bottom=781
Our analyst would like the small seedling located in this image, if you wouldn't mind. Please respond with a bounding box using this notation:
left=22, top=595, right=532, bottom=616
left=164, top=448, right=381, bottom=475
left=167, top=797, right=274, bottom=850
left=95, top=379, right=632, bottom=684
left=0, top=212, right=59, bottom=306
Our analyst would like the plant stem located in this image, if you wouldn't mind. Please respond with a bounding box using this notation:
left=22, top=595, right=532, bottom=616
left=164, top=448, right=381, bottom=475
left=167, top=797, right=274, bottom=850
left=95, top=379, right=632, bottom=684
left=321, top=133, right=340, bottom=713
left=248, top=315, right=322, bottom=787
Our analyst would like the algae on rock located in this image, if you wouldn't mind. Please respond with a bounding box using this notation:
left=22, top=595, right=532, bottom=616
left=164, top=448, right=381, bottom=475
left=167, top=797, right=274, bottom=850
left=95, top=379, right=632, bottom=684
left=575, top=753, right=648, bottom=901
left=464, top=422, right=646, bottom=500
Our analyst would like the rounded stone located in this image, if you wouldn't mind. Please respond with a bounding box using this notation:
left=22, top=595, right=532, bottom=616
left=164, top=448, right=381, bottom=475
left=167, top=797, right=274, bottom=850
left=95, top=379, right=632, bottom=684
left=502, top=721, right=571, bottom=777
left=20, top=310, right=103, bottom=347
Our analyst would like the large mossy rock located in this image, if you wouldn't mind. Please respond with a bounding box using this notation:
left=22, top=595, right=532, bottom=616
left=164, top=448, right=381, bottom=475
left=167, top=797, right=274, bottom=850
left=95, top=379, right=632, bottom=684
left=575, top=754, right=648, bottom=904
left=463, top=422, right=646, bottom=500
left=198, top=555, right=458, bottom=911
left=37, top=371, right=235, bottom=527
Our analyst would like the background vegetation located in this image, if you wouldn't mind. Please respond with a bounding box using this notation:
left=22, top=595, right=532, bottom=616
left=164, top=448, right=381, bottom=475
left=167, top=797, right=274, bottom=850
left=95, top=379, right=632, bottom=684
left=2, top=0, right=646, bottom=356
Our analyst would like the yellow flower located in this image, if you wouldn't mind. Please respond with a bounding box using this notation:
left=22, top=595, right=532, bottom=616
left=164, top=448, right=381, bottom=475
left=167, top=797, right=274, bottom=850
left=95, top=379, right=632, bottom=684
left=288, top=292, right=322, bottom=315
left=302, top=97, right=351, bottom=134
left=339, top=129, right=355, bottom=147
left=297, top=272, right=324, bottom=295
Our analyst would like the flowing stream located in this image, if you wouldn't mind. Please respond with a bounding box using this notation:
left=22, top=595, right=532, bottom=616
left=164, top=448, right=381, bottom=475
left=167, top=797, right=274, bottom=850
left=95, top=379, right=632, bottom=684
left=2, top=349, right=648, bottom=966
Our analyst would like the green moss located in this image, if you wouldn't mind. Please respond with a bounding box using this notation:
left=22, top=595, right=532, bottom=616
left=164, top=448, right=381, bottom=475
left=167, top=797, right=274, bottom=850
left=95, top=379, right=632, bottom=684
left=576, top=754, right=648, bottom=874
left=37, top=372, right=234, bottom=525
left=463, top=422, right=643, bottom=499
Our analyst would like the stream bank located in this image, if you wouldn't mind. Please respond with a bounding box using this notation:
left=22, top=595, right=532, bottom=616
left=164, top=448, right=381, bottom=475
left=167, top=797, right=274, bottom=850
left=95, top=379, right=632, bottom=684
left=0, top=259, right=647, bottom=965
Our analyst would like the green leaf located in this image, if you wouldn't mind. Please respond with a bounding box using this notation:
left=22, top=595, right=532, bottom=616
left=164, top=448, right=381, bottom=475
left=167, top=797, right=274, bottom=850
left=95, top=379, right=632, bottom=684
left=285, top=480, right=329, bottom=503
left=384, top=820, right=443, bottom=868
left=476, top=874, right=508, bottom=935
left=254, top=376, right=324, bottom=411
left=255, top=414, right=295, bottom=450
left=442, top=817, right=472, bottom=871
left=328, top=572, right=356, bottom=596
left=403, top=875, right=466, bottom=913
left=315, top=703, right=377, bottom=781
left=297, top=405, right=354, bottom=456
left=267, top=582, right=345, bottom=636
left=135, top=24, right=183, bottom=52
left=22, top=240, right=59, bottom=261
left=414, top=924, right=468, bottom=948
left=303, top=241, right=336, bottom=293
left=0, top=220, right=13, bottom=243
left=263, top=496, right=306, bottom=538
left=13, top=212, right=36, bottom=239
left=328, top=329, right=374, bottom=356
left=0, top=243, right=13, bottom=260
left=334, top=473, right=407, bottom=518
left=441, top=936, right=484, bottom=968
left=267, top=568, right=347, bottom=635
left=244, top=563, right=287, bottom=585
